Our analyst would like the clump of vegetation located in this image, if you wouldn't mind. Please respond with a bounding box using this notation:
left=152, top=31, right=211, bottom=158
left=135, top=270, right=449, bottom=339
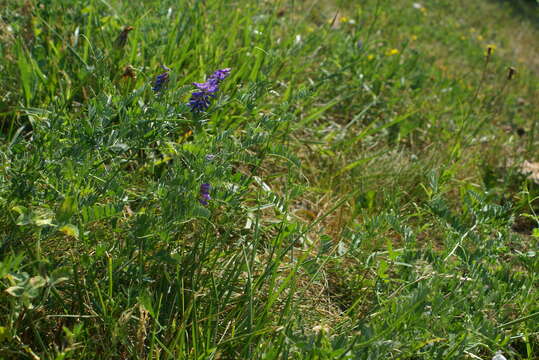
left=0, top=0, right=538, bottom=358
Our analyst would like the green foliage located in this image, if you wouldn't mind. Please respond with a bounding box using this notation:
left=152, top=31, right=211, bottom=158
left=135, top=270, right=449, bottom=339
left=0, top=0, right=538, bottom=358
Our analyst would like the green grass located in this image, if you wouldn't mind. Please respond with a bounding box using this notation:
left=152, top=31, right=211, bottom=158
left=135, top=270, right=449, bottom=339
left=0, top=0, right=538, bottom=358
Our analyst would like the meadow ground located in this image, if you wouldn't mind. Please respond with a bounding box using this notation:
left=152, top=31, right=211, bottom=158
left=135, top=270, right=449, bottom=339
left=0, top=0, right=538, bottom=359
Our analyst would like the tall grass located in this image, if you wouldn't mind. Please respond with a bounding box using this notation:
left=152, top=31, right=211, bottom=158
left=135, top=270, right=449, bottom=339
left=0, top=0, right=538, bottom=358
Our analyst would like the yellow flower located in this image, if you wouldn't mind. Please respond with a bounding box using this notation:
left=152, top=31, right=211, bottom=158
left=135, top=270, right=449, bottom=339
left=340, top=16, right=349, bottom=23
left=411, top=35, right=418, bottom=41
left=477, top=35, right=484, bottom=41
left=367, top=54, right=375, bottom=60
left=386, top=48, right=399, bottom=56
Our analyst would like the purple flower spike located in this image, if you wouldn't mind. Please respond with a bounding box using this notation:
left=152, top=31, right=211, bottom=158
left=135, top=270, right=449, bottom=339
left=209, top=68, right=231, bottom=82
left=199, top=194, right=211, bottom=206
left=152, top=65, right=171, bottom=92
left=200, top=183, right=211, bottom=193
left=188, top=91, right=212, bottom=112
left=193, top=81, right=219, bottom=93
left=188, top=68, right=231, bottom=112
left=199, top=183, right=211, bottom=205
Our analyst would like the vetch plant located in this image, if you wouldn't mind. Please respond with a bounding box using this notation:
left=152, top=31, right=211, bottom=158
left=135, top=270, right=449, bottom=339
left=152, top=64, right=171, bottom=92
left=188, top=68, right=231, bottom=112
left=199, top=183, right=211, bottom=205
left=1, top=0, right=538, bottom=358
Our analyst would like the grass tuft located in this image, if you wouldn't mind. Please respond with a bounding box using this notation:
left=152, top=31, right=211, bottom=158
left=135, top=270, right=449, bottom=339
left=0, top=0, right=538, bottom=358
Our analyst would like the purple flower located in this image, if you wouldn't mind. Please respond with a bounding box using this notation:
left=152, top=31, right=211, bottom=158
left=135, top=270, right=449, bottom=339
left=188, top=91, right=213, bottom=112
left=200, top=183, right=211, bottom=193
left=152, top=65, right=171, bottom=92
left=188, top=68, right=231, bottom=112
left=193, top=81, right=219, bottom=93
left=199, top=193, right=211, bottom=206
left=205, top=154, right=215, bottom=161
left=199, top=183, right=211, bottom=205
left=209, top=68, right=231, bottom=82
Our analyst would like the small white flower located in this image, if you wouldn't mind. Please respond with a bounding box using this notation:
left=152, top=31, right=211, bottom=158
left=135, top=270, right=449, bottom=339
left=492, top=352, right=507, bottom=360
left=413, top=3, right=423, bottom=9
left=312, top=325, right=330, bottom=334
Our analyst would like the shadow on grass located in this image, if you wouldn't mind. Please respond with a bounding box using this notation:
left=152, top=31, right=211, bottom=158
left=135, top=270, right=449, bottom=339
left=491, top=0, right=539, bottom=27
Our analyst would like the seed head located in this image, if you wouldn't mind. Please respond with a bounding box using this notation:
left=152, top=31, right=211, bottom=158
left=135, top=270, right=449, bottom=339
left=486, top=44, right=496, bottom=58
left=115, top=26, right=134, bottom=48
left=121, top=65, right=137, bottom=80
left=507, top=67, right=516, bottom=80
